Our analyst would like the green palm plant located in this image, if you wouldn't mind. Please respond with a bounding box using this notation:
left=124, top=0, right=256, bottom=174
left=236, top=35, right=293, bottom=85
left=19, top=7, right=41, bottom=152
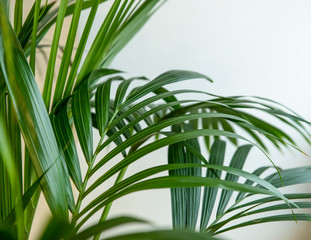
left=0, top=0, right=311, bottom=239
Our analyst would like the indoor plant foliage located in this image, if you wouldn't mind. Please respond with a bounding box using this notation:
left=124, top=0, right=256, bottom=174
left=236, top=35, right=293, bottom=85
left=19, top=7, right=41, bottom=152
left=1, top=0, right=311, bottom=239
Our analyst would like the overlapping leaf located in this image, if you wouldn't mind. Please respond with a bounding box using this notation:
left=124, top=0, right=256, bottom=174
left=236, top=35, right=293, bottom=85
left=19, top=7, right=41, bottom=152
left=0, top=4, right=72, bottom=218
left=3, top=0, right=311, bottom=239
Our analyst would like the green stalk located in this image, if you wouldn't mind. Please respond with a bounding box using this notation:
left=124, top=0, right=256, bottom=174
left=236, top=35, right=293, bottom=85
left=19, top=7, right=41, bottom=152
left=14, top=0, right=23, bottom=34
left=52, top=0, right=83, bottom=107
left=24, top=149, right=41, bottom=238
left=29, top=0, right=41, bottom=73
left=71, top=145, right=101, bottom=227
left=0, top=99, right=24, bottom=239
left=93, top=166, right=128, bottom=240
left=71, top=109, right=121, bottom=230
left=71, top=124, right=115, bottom=226
left=8, top=99, right=22, bottom=190
left=76, top=0, right=121, bottom=86
left=92, top=139, right=143, bottom=240
left=42, top=0, right=69, bottom=110
left=63, top=0, right=100, bottom=97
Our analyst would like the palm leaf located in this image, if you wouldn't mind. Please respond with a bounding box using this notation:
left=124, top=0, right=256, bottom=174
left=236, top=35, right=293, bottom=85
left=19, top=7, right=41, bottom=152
left=168, top=134, right=202, bottom=231
left=0, top=4, right=72, bottom=218
left=51, top=100, right=82, bottom=190
left=3, top=0, right=311, bottom=238
left=200, top=140, right=226, bottom=230
left=214, top=214, right=311, bottom=235
left=73, top=216, right=147, bottom=240
left=216, top=144, right=252, bottom=216
left=72, top=80, right=93, bottom=164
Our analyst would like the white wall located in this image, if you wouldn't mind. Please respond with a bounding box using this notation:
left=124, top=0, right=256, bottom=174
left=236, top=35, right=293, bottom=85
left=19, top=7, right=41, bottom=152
left=79, top=1, right=311, bottom=239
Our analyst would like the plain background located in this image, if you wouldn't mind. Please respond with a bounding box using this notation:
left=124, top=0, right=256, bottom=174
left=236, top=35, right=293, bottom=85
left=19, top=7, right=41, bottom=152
left=77, top=1, right=311, bottom=239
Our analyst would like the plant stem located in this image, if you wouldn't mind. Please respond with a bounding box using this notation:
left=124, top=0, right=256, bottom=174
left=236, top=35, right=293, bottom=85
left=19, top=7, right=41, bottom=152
left=93, top=166, right=128, bottom=240
left=71, top=128, right=108, bottom=227
left=71, top=109, right=120, bottom=229
left=71, top=154, right=96, bottom=227
left=93, top=144, right=139, bottom=240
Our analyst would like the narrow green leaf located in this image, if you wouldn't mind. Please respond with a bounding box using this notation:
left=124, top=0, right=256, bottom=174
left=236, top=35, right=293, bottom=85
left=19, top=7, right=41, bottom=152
left=86, top=129, right=251, bottom=198
left=219, top=119, right=238, bottom=146
left=73, top=217, right=147, bottom=240
left=200, top=140, right=226, bottom=231
left=0, top=7, right=71, bottom=217
left=214, top=214, right=311, bottom=234
left=21, top=2, right=55, bottom=53
left=187, top=99, right=306, bottom=151
left=208, top=201, right=310, bottom=233
left=217, top=144, right=252, bottom=216
left=230, top=193, right=311, bottom=213
left=189, top=109, right=199, bottom=129
left=168, top=141, right=187, bottom=229
left=211, top=117, right=220, bottom=142
left=52, top=0, right=83, bottom=107
left=23, top=147, right=40, bottom=233
left=108, top=89, right=209, bottom=132
left=14, top=0, right=23, bottom=34
left=42, top=0, right=69, bottom=109
left=264, top=166, right=311, bottom=188
left=125, top=70, right=212, bottom=107
left=78, top=175, right=278, bottom=230
left=212, top=105, right=293, bottom=147
left=64, top=0, right=102, bottom=96
left=78, top=161, right=293, bottom=230
left=245, top=202, right=311, bottom=216
left=228, top=95, right=310, bottom=124
left=153, top=87, right=181, bottom=110
left=29, top=0, right=41, bottom=73
left=92, top=167, right=130, bottom=240
left=5, top=173, right=44, bottom=225
left=51, top=101, right=82, bottom=190
left=202, top=112, right=211, bottom=150
left=72, top=80, right=93, bottom=163
left=168, top=124, right=202, bottom=231
left=91, top=112, right=127, bottom=158
left=239, top=125, right=268, bottom=152
left=7, top=99, right=22, bottom=193
left=37, top=0, right=108, bottom=37
left=184, top=137, right=202, bottom=230
left=93, top=113, right=250, bottom=175
left=108, top=105, right=132, bottom=140
left=241, top=112, right=295, bottom=145
left=95, top=80, right=111, bottom=136
left=0, top=97, right=23, bottom=238
left=114, top=76, right=148, bottom=110
left=236, top=166, right=275, bottom=201
left=117, top=105, right=144, bottom=131
left=88, top=69, right=122, bottom=92
left=77, top=0, right=122, bottom=84
left=18, top=2, right=40, bottom=47
left=80, top=164, right=251, bottom=216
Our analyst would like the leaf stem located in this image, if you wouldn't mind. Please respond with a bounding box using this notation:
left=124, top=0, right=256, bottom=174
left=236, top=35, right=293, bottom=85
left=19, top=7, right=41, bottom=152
left=71, top=104, right=121, bottom=229
left=92, top=166, right=128, bottom=240
left=71, top=162, right=95, bottom=226
left=70, top=119, right=113, bottom=227
left=93, top=143, right=140, bottom=240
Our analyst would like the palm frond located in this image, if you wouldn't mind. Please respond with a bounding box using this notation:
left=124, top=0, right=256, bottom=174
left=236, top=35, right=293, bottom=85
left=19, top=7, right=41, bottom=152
left=1, top=0, right=311, bottom=239
left=0, top=3, right=72, bottom=218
